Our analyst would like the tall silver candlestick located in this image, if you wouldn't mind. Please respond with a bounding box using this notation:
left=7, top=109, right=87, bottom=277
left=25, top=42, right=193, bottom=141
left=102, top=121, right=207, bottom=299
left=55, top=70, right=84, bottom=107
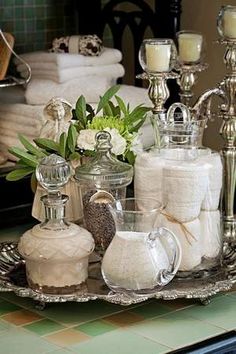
left=138, top=38, right=178, bottom=147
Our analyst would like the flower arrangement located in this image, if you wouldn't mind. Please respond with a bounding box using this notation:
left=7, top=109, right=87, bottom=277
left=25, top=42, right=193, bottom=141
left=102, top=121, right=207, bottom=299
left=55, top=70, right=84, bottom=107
left=6, top=85, right=151, bottom=182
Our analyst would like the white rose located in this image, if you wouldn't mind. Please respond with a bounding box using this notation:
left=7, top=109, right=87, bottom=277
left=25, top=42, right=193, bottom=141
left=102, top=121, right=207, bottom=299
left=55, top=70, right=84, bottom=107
left=77, top=129, right=98, bottom=151
left=130, top=134, right=143, bottom=155
left=104, top=128, right=126, bottom=155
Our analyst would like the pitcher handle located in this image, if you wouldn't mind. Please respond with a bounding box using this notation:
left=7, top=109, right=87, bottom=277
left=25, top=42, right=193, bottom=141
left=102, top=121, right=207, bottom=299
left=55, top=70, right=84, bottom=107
left=166, top=102, right=191, bottom=123
left=148, top=227, right=182, bottom=284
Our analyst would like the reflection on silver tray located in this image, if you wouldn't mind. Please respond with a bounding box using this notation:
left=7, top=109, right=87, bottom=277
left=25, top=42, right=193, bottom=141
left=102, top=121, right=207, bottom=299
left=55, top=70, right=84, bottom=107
left=0, top=242, right=234, bottom=306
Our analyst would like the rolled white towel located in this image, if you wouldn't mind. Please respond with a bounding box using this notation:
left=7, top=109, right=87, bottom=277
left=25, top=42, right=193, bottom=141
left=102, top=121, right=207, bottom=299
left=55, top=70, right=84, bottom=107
left=156, top=213, right=201, bottom=271
left=25, top=77, right=114, bottom=105
left=200, top=210, right=222, bottom=259
left=134, top=151, right=165, bottom=207
left=163, top=164, right=208, bottom=222
left=18, top=63, right=125, bottom=83
left=199, top=153, right=223, bottom=211
left=14, top=47, right=122, bottom=68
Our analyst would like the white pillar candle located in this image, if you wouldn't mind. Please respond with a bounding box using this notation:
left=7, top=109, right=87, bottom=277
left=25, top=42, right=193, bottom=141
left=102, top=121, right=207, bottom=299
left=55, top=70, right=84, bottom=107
left=223, top=9, right=236, bottom=38
left=178, top=33, right=203, bottom=63
left=145, top=43, right=171, bottom=72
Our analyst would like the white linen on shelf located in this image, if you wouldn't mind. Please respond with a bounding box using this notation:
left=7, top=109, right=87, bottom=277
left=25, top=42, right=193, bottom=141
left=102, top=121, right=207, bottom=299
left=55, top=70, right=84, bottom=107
left=18, top=63, right=125, bottom=83
left=25, top=76, right=115, bottom=105
left=14, top=47, right=122, bottom=68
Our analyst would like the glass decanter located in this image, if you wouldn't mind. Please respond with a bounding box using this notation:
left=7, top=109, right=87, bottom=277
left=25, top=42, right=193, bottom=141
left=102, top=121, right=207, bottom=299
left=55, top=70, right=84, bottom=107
left=75, top=131, right=133, bottom=254
left=18, top=154, right=94, bottom=294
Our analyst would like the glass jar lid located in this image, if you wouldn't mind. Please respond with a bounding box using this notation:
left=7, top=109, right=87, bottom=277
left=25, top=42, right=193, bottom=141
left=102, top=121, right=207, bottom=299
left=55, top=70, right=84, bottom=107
left=75, top=131, right=133, bottom=189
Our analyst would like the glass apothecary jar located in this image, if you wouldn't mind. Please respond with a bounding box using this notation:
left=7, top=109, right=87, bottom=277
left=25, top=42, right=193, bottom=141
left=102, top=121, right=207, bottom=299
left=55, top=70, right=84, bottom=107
left=18, top=154, right=94, bottom=294
left=75, top=131, right=133, bottom=254
left=135, top=103, right=223, bottom=278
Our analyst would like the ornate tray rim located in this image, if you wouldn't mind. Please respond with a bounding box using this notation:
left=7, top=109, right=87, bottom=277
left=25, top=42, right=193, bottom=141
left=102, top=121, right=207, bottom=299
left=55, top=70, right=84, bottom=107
left=0, top=242, right=235, bottom=306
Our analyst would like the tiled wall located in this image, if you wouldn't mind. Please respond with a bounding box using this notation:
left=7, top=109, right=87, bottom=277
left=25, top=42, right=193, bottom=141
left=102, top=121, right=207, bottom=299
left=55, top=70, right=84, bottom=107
left=0, top=0, right=76, bottom=53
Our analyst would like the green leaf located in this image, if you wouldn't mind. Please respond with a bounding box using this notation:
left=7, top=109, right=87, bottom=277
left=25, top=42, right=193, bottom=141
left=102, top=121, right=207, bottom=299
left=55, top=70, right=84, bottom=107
left=59, top=132, right=67, bottom=158
left=96, top=85, right=120, bottom=114
left=34, top=138, right=59, bottom=152
left=67, top=124, right=78, bottom=153
left=115, top=95, right=127, bottom=116
left=102, top=103, right=113, bottom=117
left=108, top=101, right=120, bottom=117
left=124, top=106, right=150, bottom=132
left=125, top=150, right=135, bottom=165
left=68, top=152, right=81, bottom=161
left=6, top=167, right=34, bottom=181
left=18, top=134, right=46, bottom=158
left=129, top=117, right=146, bottom=133
left=75, top=95, right=87, bottom=128
left=8, top=147, right=38, bottom=168
left=30, top=172, right=37, bottom=193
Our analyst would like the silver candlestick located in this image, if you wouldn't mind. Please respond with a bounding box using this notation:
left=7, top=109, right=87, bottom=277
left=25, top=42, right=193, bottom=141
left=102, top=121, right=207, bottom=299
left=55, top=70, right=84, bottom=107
left=218, top=38, right=236, bottom=245
left=138, top=38, right=178, bottom=147
left=176, top=63, right=208, bottom=107
left=137, top=71, right=178, bottom=148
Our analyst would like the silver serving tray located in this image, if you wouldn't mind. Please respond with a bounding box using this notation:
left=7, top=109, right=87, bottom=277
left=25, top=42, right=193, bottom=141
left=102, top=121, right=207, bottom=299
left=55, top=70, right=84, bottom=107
left=0, top=242, right=234, bottom=306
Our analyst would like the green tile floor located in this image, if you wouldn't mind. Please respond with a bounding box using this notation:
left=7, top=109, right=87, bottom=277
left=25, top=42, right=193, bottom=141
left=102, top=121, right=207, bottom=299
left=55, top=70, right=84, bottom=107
left=0, top=225, right=235, bottom=353
left=0, top=291, right=235, bottom=353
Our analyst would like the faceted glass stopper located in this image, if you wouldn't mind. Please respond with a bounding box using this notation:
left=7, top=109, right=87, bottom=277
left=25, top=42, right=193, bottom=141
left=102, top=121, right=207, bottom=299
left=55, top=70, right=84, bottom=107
left=36, top=154, right=71, bottom=192
left=95, top=131, right=113, bottom=152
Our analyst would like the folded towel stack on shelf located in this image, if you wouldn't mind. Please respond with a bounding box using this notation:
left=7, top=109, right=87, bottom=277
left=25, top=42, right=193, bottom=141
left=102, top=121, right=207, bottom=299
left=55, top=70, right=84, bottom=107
left=0, top=47, right=154, bottom=162
left=14, top=48, right=125, bottom=105
left=0, top=103, right=44, bottom=161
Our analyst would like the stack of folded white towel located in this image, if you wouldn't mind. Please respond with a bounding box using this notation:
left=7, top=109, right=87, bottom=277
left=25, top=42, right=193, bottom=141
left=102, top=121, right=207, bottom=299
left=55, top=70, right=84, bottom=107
left=0, top=103, right=44, bottom=161
left=14, top=48, right=125, bottom=105
left=0, top=47, right=154, bottom=161
left=134, top=149, right=223, bottom=272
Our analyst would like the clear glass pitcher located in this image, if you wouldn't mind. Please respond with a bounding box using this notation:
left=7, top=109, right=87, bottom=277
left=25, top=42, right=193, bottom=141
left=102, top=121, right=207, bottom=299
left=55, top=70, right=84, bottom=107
left=101, top=198, right=182, bottom=295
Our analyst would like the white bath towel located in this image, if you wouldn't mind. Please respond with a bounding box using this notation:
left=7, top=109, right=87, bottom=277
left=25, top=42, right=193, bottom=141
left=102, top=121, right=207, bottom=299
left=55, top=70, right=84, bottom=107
left=111, top=84, right=152, bottom=108
left=199, top=153, right=223, bottom=211
left=25, top=76, right=115, bottom=105
left=0, top=103, right=44, bottom=120
left=200, top=210, right=222, bottom=259
left=18, top=63, right=125, bottom=83
left=0, top=127, right=38, bottom=139
left=0, top=135, right=37, bottom=162
left=0, top=115, right=42, bottom=136
left=163, top=164, right=208, bottom=222
left=134, top=151, right=165, bottom=207
left=156, top=213, right=201, bottom=271
left=0, top=143, right=18, bottom=162
left=15, top=47, right=122, bottom=68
